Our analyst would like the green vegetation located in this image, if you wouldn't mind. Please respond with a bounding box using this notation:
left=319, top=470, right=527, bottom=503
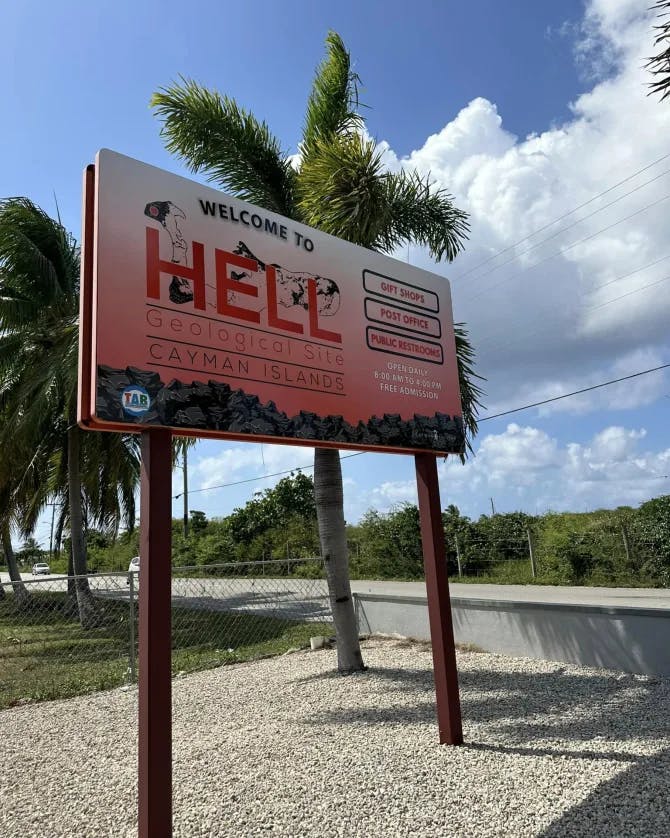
left=0, top=198, right=141, bottom=626
left=345, top=497, right=670, bottom=587
left=0, top=590, right=328, bottom=710
left=40, top=473, right=670, bottom=589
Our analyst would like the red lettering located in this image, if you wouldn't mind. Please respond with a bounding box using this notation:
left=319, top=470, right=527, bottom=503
left=146, top=227, right=206, bottom=310
left=307, top=278, right=342, bottom=343
left=214, top=249, right=260, bottom=324
left=266, top=265, right=303, bottom=335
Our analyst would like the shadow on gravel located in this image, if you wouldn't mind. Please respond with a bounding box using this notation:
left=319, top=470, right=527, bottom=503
left=297, top=660, right=670, bottom=834
left=538, top=747, right=670, bottom=837
left=296, top=664, right=669, bottom=737
left=466, top=741, right=639, bottom=764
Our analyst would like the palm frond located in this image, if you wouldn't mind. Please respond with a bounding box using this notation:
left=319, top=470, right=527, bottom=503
left=0, top=198, right=79, bottom=328
left=381, top=169, right=470, bottom=262
left=0, top=197, right=138, bottom=546
left=81, top=432, right=141, bottom=535
left=172, top=435, right=197, bottom=467
left=297, top=133, right=388, bottom=246
left=151, top=78, right=297, bottom=216
left=302, top=31, right=363, bottom=156
left=454, top=323, right=485, bottom=458
left=647, top=0, right=670, bottom=101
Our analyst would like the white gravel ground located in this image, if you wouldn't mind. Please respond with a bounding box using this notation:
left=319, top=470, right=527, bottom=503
left=1, top=638, right=669, bottom=837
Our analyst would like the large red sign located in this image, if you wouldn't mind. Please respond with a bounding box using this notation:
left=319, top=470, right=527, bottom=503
left=78, top=150, right=464, bottom=454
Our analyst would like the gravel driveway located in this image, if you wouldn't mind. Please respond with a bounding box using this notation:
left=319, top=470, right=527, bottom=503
left=1, top=638, right=669, bottom=837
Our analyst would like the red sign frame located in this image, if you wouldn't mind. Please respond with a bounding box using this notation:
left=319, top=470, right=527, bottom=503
left=78, top=150, right=464, bottom=456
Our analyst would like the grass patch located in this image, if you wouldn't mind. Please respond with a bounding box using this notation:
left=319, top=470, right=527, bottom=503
left=0, top=591, right=329, bottom=710
left=453, top=559, right=536, bottom=585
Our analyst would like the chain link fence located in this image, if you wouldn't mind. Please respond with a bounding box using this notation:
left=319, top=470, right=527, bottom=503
left=0, top=559, right=331, bottom=710
left=449, top=527, right=669, bottom=583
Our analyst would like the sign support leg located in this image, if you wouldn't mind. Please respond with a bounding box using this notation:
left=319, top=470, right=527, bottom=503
left=139, top=429, right=173, bottom=837
left=415, top=453, right=463, bottom=745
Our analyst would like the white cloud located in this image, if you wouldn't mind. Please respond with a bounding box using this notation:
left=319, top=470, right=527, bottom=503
left=336, top=422, right=668, bottom=523
left=376, top=1, right=670, bottom=419
left=370, top=479, right=417, bottom=508
left=339, top=468, right=419, bottom=521
left=477, top=423, right=560, bottom=475
left=435, top=423, right=670, bottom=517
left=192, top=442, right=315, bottom=491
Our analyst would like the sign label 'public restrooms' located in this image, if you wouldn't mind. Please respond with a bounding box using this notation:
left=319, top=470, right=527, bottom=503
left=78, top=150, right=464, bottom=454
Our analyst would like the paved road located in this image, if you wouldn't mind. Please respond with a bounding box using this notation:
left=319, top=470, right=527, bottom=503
left=0, top=572, right=332, bottom=623
left=3, top=572, right=669, bottom=611
left=0, top=572, right=69, bottom=585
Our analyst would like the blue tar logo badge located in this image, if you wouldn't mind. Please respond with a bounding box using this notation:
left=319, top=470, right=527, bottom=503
left=121, top=386, right=151, bottom=416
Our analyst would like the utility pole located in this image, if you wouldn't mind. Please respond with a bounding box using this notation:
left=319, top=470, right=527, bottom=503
left=526, top=528, right=536, bottom=579
left=454, top=535, right=463, bottom=578
left=620, top=523, right=632, bottom=565
left=48, top=502, right=57, bottom=563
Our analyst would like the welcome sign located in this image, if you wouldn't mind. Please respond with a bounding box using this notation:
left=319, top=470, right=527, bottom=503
left=78, top=150, right=464, bottom=454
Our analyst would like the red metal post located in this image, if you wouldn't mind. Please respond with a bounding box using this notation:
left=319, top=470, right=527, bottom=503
left=415, top=453, right=463, bottom=745
left=139, top=429, right=173, bottom=837
left=77, top=165, right=95, bottom=427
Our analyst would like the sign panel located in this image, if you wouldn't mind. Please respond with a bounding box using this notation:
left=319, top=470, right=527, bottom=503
left=79, top=150, right=464, bottom=454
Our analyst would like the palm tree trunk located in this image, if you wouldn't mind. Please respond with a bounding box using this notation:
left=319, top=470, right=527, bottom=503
left=67, top=425, right=98, bottom=628
left=314, top=447, right=365, bottom=673
left=1, top=521, right=30, bottom=605
left=67, top=543, right=76, bottom=596
left=63, top=541, right=78, bottom=617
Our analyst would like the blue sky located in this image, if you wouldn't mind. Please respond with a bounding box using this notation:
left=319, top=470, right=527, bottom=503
left=2, top=0, right=670, bottom=546
left=3, top=0, right=585, bottom=231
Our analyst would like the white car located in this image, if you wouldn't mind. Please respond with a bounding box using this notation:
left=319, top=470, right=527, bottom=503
left=126, top=556, right=140, bottom=584
left=32, top=562, right=50, bottom=575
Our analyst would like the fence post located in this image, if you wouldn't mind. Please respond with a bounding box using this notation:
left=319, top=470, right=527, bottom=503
left=129, top=571, right=137, bottom=682
left=454, top=536, right=463, bottom=578
left=621, top=524, right=632, bottom=565
left=526, top=528, right=536, bottom=579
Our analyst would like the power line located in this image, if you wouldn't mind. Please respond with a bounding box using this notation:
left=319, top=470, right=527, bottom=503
left=480, top=363, right=670, bottom=421
left=454, top=151, right=670, bottom=281
left=458, top=191, right=670, bottom=306
left=584, top=252, right=670, bottom=296
left=175, top=364, right=670, bottom=498
left=173, top=451, right=365, bottom=499
left=586, top=272, right=670, bottom=312
left=475, top=254, right=670, bottom=354
left=459, top=167, right=670, bottom=286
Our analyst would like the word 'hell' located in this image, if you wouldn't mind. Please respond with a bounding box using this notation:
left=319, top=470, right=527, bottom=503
left=145, top=227, right=341, bottom=343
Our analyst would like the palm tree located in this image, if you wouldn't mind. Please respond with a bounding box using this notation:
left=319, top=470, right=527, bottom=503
left=0, top=526, right=26, bottom=600
left=152, top=33, right=483, bottom=672
left=648, top=1, right=670, bottom=101
left=0, top=198, right=140, bottom=626
left=0, top=421, right=46, bottom=605
left=172, top=436, right=197, bottom=537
